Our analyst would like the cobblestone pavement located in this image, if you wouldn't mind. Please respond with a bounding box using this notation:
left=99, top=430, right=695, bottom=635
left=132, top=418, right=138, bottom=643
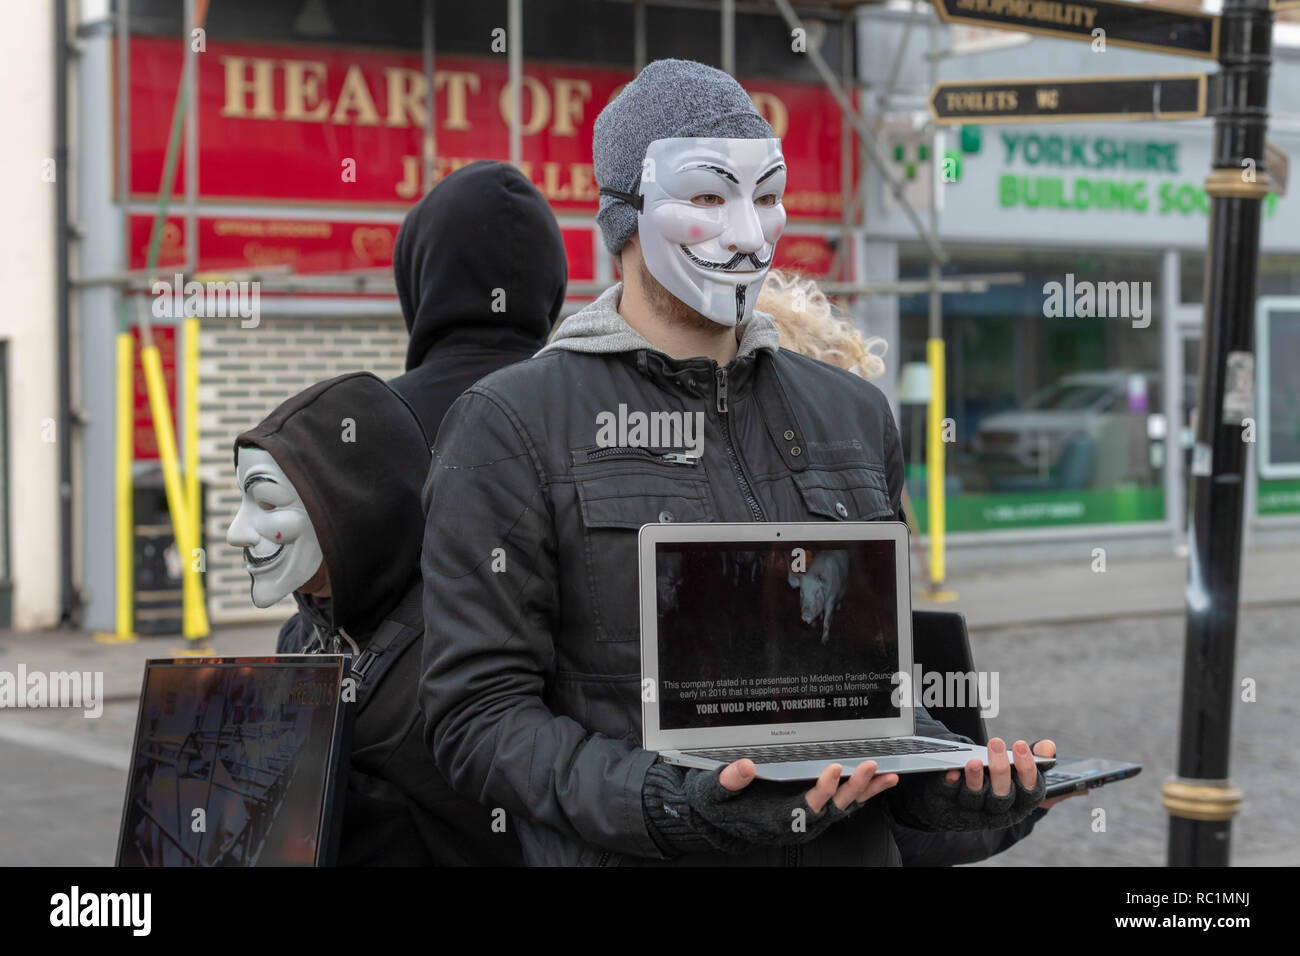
left=967, top=605, right=1300, bottom=866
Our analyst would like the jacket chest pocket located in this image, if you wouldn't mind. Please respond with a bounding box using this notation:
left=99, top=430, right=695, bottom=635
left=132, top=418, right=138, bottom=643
left=574, top=468, right=718, bottom=643
left=793, top=464, right=896, bottom=521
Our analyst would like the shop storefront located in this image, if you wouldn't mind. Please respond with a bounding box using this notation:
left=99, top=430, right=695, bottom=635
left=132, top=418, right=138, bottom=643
left=69, top=2, right=1299, bottom=631
left=869, top=108, right=1300, bottom=553
left=76, top=1, right=860, bottom=628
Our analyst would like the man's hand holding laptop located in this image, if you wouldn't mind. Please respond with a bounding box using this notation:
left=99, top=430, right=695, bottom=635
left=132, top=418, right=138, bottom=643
left=943, top=737, right=1084, bottom=809
left=643, top=736, right=1053, bottom=855
left=945, top=737, right=1051, bottom=798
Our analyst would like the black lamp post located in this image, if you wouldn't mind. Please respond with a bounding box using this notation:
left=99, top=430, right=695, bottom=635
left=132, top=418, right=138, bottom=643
left=1163, top=0, right=1274, bottom=867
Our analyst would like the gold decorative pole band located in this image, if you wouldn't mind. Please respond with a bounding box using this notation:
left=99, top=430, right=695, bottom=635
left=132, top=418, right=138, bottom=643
left=1204, top=167, right=1275, bottom=199
left=1161, top=778, right=1244, bottom=821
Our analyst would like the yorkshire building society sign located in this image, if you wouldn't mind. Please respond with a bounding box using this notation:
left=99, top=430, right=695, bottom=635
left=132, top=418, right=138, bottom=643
left=869, top=122, right=1296, bottom=248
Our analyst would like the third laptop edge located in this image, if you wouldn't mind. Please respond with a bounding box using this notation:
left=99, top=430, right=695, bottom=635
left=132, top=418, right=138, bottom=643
left=1044, top=756, right=1143, bottom=798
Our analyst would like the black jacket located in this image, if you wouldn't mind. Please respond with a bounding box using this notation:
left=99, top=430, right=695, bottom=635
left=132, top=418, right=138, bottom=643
left=388, top=160, right=567, bottom=440
left=237, top=371, right=521, bottom=866
left=419, top=284, right=965, bottom=866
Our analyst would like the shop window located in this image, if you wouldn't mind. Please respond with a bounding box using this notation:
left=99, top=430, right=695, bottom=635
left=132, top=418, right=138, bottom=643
left=1179, top=251, right=1204, bottom=306
left=898, top=246, right=1165, bottom=532
left=1183, top=251, right=1300, bottom=516
left=1255, top=261, right=1300, bottom=516
left=1182, top=251, right=1300, bottom=305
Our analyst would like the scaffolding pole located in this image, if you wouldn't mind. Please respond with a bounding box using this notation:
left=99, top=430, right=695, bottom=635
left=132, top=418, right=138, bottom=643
left=835, top=9, right=854, bottom=283
left=923, top=3, right=955, bottom=599
left=180, top=0, right=208, bottom=640
left=634, top=0, right=647, bottom=73
left=722, top=0, right=735, bottom=75
left=107, top=0, right=136, bottom=643
left=131, top=0, right=212, bottom=645
left=508, top=0, right=522, bottom=165
left=117, top=0, right=130, bottom=212
left=422, top=0, right=437, bottom=194
left=82, top=271, right=1022, bottom=300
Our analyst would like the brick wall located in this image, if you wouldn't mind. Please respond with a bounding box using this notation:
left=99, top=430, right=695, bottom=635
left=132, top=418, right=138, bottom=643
left=199, top=315, right=408, bottom=624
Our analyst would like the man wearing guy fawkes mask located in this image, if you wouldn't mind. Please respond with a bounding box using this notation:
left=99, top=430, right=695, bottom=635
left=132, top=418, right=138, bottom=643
left=227, top=372, right=521, bottom=866
left=419, top=59, right=1053, bottom=866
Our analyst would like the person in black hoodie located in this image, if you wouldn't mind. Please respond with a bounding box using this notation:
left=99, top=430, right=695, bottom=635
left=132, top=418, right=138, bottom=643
left=388, top=159, right=568, bottom=439
left=226, top=371, right=521, bottom=866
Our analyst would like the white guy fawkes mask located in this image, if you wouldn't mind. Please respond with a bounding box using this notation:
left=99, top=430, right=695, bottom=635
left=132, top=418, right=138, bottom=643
left=638, top=137, right=787, bottom=327
left=226, top=447, right=324, bottom=608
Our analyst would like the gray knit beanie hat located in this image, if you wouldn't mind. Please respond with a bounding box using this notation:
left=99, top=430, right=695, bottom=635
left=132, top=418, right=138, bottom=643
left=594, top=59, right=776, bottom=256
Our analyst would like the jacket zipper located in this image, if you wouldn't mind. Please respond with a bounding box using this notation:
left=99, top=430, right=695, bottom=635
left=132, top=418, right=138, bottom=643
left=584, top=446, right=700, bottom=466
left=597, top=851, right=611, bottom=866
left=715, top=365, right=765, bottom=521
left=785, top=845, right=801, bottom=867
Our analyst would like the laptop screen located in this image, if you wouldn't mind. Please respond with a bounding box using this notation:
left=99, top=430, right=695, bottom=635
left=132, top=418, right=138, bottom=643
left=655, top=539, right=900, bottom=731
left=117, top=657, right=349, bottom=867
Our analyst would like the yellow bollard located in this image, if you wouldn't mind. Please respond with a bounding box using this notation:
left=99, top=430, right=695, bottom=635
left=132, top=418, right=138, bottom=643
left=95, top=333, right=139, bottom=645
left=181, top=317, right=209, bottom=640
left=923, top=337, right=957, bottom=603
left=139, top=346, right=206, bottom=638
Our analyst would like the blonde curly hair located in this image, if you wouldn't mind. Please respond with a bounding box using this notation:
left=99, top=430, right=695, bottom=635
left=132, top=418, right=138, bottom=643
left=758, top=269, right=887, bottom=380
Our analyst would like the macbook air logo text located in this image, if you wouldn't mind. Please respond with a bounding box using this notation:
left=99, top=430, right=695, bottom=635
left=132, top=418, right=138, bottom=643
left=891, top=666, right=1000, bottom=718
left=595, top=404, right=705, bottom=458
left=770, top=729, right=797, bottom=737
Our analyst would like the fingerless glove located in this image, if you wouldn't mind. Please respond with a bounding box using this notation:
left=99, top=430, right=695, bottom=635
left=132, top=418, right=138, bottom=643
left=642, top=761, right=862, bottom=858
left=893, top=766, right=1046, bottom=832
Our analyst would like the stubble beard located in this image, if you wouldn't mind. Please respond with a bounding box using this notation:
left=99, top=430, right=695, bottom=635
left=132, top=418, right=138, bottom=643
left=638, top=255, right=724, bottom=337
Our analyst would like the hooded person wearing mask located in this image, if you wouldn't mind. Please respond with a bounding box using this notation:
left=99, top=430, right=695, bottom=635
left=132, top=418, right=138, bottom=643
left=388, top=160, right=568, bottom=440
left=227, top=371, right=521, bottom=866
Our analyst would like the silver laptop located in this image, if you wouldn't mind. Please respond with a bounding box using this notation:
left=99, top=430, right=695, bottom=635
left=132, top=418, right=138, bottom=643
left=639, top=521, right=1049, bottom=782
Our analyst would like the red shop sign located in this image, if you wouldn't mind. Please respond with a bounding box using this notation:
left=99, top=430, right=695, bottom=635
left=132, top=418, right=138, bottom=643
left=125, top=36, right=851, bottom=219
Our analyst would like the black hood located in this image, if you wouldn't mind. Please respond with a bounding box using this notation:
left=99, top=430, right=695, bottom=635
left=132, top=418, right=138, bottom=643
left=234, top=372, right=429, bottom=634
left=394, top=160, right=568, bottom=371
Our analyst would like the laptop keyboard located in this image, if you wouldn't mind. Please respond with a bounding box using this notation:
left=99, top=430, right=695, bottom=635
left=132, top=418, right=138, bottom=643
left=690, top=738, right=969, bottom=764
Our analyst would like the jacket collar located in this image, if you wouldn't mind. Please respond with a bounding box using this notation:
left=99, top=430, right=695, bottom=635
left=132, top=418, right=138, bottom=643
left=540, top=282, right=778, bottom=398
left=539, top=283, right=780, bottom=360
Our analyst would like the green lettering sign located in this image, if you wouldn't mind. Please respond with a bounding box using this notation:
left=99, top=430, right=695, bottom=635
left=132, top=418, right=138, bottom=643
left=995, top=173, right=1279, bottom=217
left=1000, top=131, right=1181, bottom=172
